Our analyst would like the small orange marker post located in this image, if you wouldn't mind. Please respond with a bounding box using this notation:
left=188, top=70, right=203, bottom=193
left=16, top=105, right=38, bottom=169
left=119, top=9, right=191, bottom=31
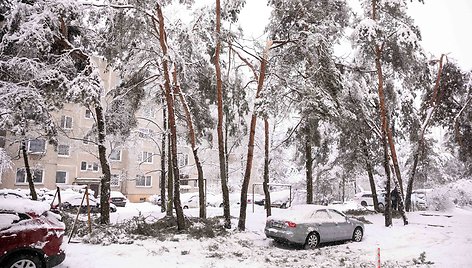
left=377, top=247, right=381, bottom=268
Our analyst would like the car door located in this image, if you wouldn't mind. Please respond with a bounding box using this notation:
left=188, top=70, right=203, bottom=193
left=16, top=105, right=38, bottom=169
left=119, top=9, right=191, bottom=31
left=328, top=209, right=351, bottom=240
left=312, top=209, right=337, bottom=242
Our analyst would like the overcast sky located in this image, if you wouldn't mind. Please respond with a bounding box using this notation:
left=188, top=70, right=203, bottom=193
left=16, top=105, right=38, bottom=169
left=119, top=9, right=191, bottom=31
left=408, top=0, right=472, bottom=70
left=239, top=1, right=472, bottom=71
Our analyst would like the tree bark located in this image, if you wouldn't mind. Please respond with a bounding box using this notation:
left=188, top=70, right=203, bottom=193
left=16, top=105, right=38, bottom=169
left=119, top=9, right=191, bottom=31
left=262, top=119, right=272, bottom=217
left=156, top=4, right=185, bottom=230
left=160, top=99, right=167, bottom=213
left=305, top=127, right=313, bottom=204
left=406, top=54, right=445, bottom=211
left=167, top=136, right=174, bottom=217
left=386, top=127, right=404, bottom=197
left=238, top=40, right=272, bottom=231
left=172, top=67, right=206, bottom=219
left=371, top=0, right=407, bottom=226
left=361, top=139, right=380, bottom=211
left=382, top=136, right=393, bottom=227
left=387, top=127, right=408, bottom=224
left=214, top=0, right=231, bottom=229
left=20, top=138, right=37, bottom=200
left=96, top=105, right=111, bottom=225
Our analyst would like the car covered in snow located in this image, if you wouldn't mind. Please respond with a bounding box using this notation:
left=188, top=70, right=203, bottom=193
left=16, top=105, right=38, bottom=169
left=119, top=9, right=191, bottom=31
left=110, top=191, right=127, bottom=207
left=0, top=189, right=29, bottom=199
left=265, top=205, right=364, bottom=249
left=353, top=191, right=385, bottom=210
left=60, top=190, right=117, bottom=213
left=0, top=198, right=66, bottom=268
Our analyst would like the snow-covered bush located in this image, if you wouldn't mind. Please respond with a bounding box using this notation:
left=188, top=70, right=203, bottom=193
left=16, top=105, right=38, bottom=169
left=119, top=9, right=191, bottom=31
left=427, top=179, right=472, bottom=211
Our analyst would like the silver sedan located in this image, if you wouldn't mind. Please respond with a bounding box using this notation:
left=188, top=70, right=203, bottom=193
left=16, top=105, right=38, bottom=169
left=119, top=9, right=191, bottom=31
left=264, top=205, right=364, bottom=249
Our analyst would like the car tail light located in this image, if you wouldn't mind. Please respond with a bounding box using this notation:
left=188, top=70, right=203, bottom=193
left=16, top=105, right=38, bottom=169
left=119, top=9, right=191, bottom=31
left=285, top=221, right=297, bottom=228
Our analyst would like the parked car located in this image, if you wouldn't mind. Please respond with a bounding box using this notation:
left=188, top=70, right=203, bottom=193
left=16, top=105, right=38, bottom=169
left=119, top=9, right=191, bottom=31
left=60, top=192, right=117, bottom=213
left=270, top=190, right=291, bottom=208
left=353, top=191, right=385, bottom=210
left=149, top=194, right=161, bottom=206
left=110, top=191, right=127, bottom=207
left=0, top=198, right=66, bottom=268
left=411, top=189, right=432, bottom=210
left=181, top=193, right=199, bottom=209
left=0, top=189, right=29, bottom=199
left=265, top=205, right=364, bottom=249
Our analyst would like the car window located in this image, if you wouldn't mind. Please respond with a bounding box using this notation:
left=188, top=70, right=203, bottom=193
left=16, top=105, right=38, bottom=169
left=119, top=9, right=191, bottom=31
left=0, top=212, right=31, bottom=230
left=313, top=209, right=331, bottom=219
left=328, top=209, right=346, bottom=222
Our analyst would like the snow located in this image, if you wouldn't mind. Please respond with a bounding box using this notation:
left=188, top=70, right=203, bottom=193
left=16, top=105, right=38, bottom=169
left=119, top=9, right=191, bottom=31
left=51, top=202, right=472, bottom=267
left=0, top=196, right=50, bottom=215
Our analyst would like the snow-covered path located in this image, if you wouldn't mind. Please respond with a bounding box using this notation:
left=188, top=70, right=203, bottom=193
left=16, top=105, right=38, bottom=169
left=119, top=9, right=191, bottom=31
left=57, top=203, right=472, bottom=267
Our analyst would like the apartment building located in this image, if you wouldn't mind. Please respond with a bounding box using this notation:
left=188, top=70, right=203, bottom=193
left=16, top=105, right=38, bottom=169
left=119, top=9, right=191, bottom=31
left=0, top=57, right=198, bottom=202
left=0, top=101, right=200, bottom=202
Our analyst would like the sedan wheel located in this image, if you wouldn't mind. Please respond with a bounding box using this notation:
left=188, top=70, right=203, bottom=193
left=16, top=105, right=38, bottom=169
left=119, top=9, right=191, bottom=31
left=352, top=227, right=363, bottom=242
left=6, top=254, right=42, bottom=268
left=304, top=232, right=319, bottom=249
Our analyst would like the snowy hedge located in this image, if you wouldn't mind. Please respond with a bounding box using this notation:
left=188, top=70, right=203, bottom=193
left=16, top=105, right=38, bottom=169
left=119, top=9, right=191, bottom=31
left=428, top=179, right=472, bottom=211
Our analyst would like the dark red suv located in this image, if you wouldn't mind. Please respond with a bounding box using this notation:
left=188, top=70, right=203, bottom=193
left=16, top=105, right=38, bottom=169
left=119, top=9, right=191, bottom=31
left=0, top=198, right=66, bottom=268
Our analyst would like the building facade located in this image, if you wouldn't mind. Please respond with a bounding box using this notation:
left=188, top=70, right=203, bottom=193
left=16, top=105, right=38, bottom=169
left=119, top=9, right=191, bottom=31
left=0, top=58, right=197, bottom=202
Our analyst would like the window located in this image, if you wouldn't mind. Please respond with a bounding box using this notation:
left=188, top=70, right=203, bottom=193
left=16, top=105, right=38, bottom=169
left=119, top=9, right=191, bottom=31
left=60, top=115, right=73, bottom=129
left=111, top=174, right=120, bottom=187
left=16, top=168, right=43, bottom=184
left=138, top=151, right=153, bottom=163
left=142, top=106, right=155, bottom=119
left=180, top=174, right=189, bottom=185
left=138, top=128, right=154, bottom=139
left=314, top=209, right=331, bottom=220
left=110, top=149, right=121, bottom=161
left=136, top=175, right=152, bottom=187
left=85, top=109, right=92, bottom=119
left=55, top=171, right=67, bottom=184
left=80, top=161, right=99, bottom=172
left=329, top=209, right=346, bottom=222
left=57, top=145, right=70, bottom=156
left=178, top=154, right=189, bottom=167
left=27, top=139, right=46, bottom=154
left=92, top=162, right=99, bottom=172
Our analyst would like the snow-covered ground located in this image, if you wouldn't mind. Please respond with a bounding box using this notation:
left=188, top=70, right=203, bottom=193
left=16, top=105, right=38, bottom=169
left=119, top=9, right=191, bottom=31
left=54, top=202, right=472, bottom=268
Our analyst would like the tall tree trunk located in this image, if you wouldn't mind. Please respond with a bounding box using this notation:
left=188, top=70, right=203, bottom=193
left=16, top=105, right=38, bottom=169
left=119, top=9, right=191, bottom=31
left=262, top=119, right=272, bottom=217
left=20, top=138, right=37, bottom=200
left=406, top=54, right=445, bottom=211
left=387, top=127, right=408, bottom=224
left=387, top=127, right=404, bottom=197
left=172, top=67, right=206, bottom=219
left=372, top=0, right=406, bottom=226
left=167, top=137, right=173, bottom=217
left=361, top=139, right=380, bottom=211
left=238, top=40, right=272, bottom=231
left=382, top=136, right=393, bottom=227
left=160, top=99, right=167, bottom=213
left=155, top=4, right=185, bottom=230
left=305, top=128, right=313, bottom=204
left=96, top=105, right=111, bottom=225
left=215, top=0, right=231, bottom=229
